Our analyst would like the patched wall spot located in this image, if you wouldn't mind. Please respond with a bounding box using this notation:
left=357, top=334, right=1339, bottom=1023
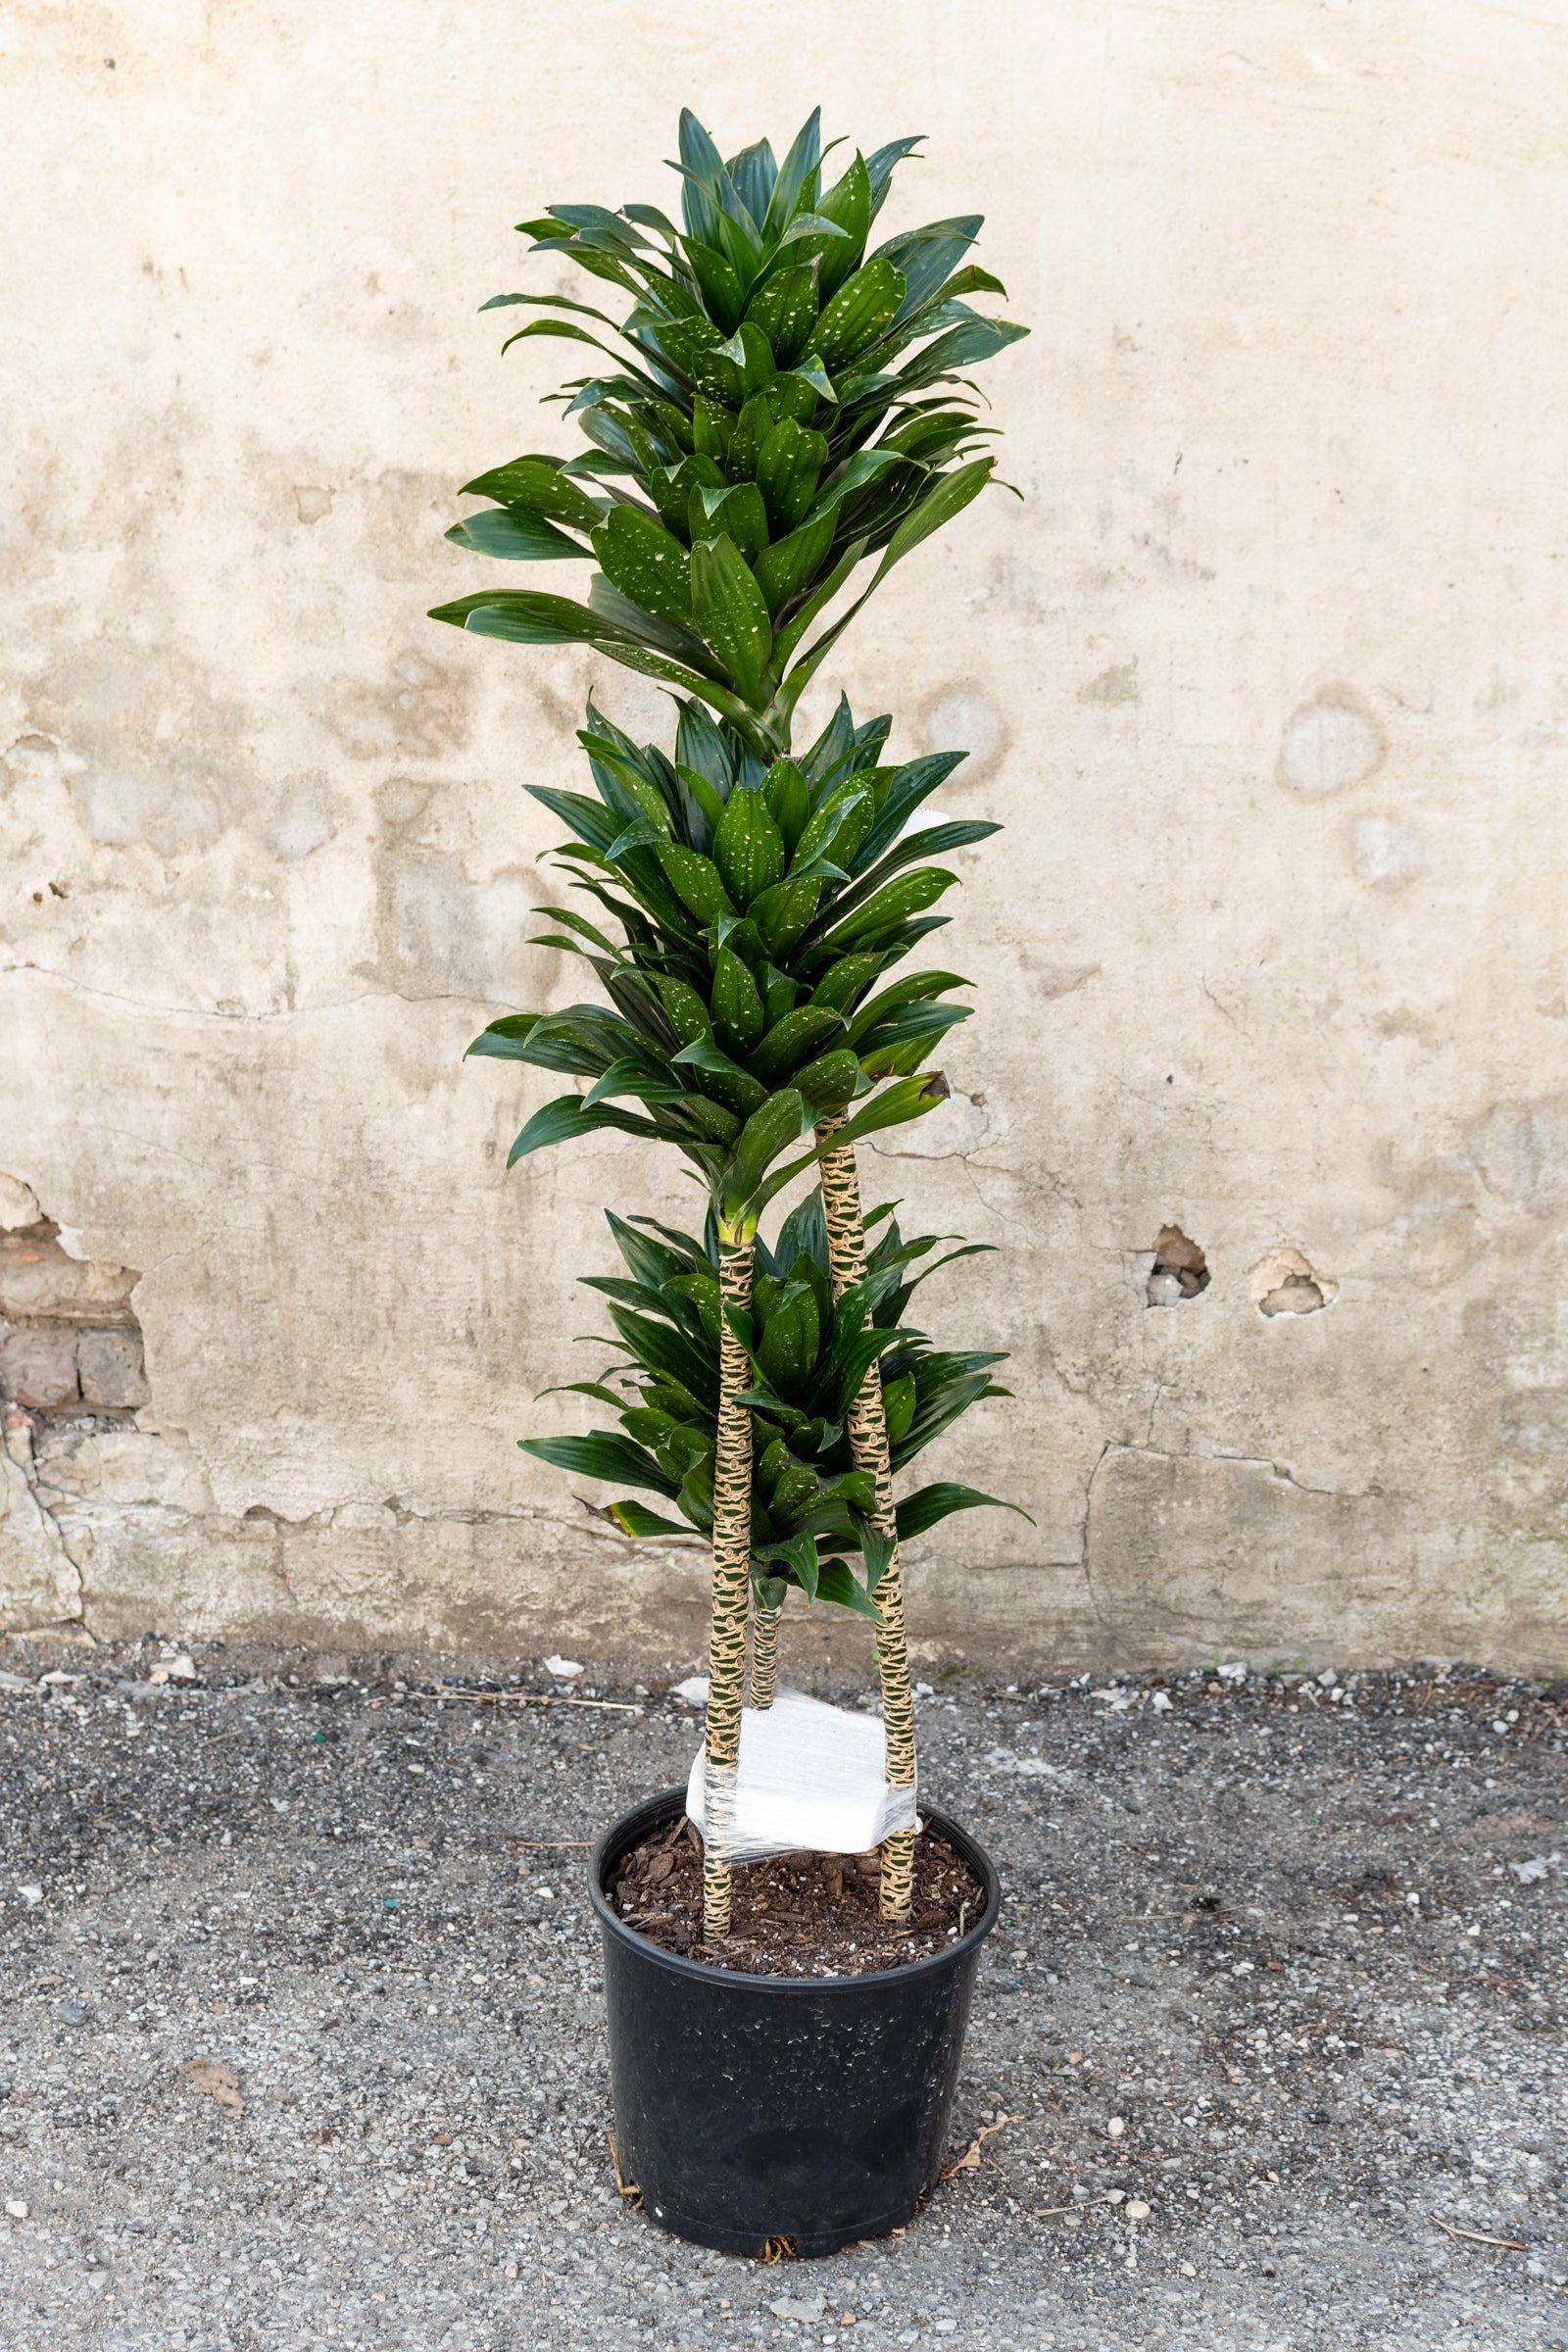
left=1352, top=813, right=1425, bottom=891
left=1251, top=1246, right=1337, bottom=1317
left=271, top=789, right=335, bottom=862
left=1146, top=1224, right=1209, bottom=1305
left=918, top=684, right=1008, bottom=785
left=1278, top=689, right=1384, bottom=798
left=1465, top=1097, right=1568, bottom=1221
left=293, top=484, right=334, bottom=524
left=1499, top=1389, right=1568, bottom=1458
left=1536, top=955, right=1567, bottom=1022
left=1081, top=660, right=1140, bottom=707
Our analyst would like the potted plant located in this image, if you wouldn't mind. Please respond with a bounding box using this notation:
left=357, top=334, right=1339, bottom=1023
left=431, top=107, right=1026, bottom=2254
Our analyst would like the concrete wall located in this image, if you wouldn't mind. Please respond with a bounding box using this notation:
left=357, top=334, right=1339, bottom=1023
left=3, top=2, right=1565, bottom=1673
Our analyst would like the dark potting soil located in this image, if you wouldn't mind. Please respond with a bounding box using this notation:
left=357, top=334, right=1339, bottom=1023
left=608, top=1814, right=987, bottom=1976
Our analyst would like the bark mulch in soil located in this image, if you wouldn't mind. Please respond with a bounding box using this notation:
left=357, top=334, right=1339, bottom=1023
left=608, top=1813, right=986, bottom=1976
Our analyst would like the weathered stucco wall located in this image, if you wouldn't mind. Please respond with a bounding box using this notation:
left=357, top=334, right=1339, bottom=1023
left=3, top=3, right=1566, bottom=1672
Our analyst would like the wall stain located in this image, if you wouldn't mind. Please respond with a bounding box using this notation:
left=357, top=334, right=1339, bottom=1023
left=326, top=647, right=471, bottom=763
left=1278, top=688, right=1385, bottom=798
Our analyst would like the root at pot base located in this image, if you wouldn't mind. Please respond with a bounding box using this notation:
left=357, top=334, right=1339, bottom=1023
left=610, top=1816, right=984, bottom=1977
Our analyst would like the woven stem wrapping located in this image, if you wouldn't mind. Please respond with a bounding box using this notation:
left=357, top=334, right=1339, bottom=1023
left=814, top=1118, right=916, bottom=1925
left=748, top=1604, right=782, bottom=1709
left=702, top=1228, right=755, bottom=1939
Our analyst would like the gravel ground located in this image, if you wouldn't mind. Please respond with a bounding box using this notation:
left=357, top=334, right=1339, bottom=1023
left=0, top=1636, right=1564, bottom=2352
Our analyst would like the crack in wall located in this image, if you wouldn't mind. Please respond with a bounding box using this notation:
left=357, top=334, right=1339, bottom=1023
left=1092, top=1438, right=1369, bottom=1506
left=3, top=1410, right=87, bottom=1626
left=1, top=964, right=516, bottom=1025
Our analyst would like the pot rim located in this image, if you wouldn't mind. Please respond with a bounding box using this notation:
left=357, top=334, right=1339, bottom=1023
left=587, top=1785, right=1000, bottom=1993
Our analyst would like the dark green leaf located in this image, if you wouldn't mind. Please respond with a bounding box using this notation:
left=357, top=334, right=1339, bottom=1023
left=685, top=238, right=746, bottom=331
left=710, top=946, right=766, bottom=1056
left=896, top=1483, right=1032, bottom=1542
left=812, top=153, right=872, bottom=298
left=669, top=1036, right=768, bottom=1118
left=852, top=752, right=968, bottom=869
left=711, top=785, right=786, bottom=907
left=755, top=419, right=828, bottom=536
left=825, top=1070, right=951, bottom=1152
left=757, top=1286, right=820, bottom=1398
left=607, top=1300, right=719, bottom=1413
left=519, top=1432, right=678, bottom=1498
left=591, top=506, right=693, bottom=622
left=864, top=135, right=924, bottom=218
left=507, top=1092, right=662, bottom=1166
left=894, top=315, right=1029, bottom=390
left=753, top=513, right=836, bottom=619
left=689, top=481, right=769, bottom=567
left=811, top=1556, right=883, bottom=1621
left=445, top=509, right=591, bottom=562
left=791, top=1048, right=860, bottom=1112
left=882, top=1371, right=916, bottom=1444
left=657, top=844, right=737, bottom=924
left=762, top=109, right=823, bottom=241
left=743, top=263, right=820, bottom=368
left=728, top=1087, right=810, bottom=1211
left=746, top=1004, right=843, bottom=1087
left=808, top=952, right=883, bottom=1013
left=459, top=457, right=606, bottom=533
left=746, top=873, right=822, bottom=956
left=760, top=758, right=810, bottom=853
left=689, top=535, right=773, bottom=705
left=811, top=866, right=957, bottom=956
left=809, top=258, right=906, bottom=371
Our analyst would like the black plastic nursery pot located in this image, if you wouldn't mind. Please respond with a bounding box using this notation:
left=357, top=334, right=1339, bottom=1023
left=588, top=1787, right=1000, bottom=2258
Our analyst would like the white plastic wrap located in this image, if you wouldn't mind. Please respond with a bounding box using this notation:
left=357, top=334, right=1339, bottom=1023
left=683, top=1684, right=920, bottom=1864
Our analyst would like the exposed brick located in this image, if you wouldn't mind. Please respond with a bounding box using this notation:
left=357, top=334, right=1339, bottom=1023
left=0, top=1230, right=138, bottom=1323
left=77, top=1328, right=151, bottom=1410
left=0, top=1325, right=79, bottom=1410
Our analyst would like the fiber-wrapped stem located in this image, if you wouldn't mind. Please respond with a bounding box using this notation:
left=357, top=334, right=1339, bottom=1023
left=748, top=1605, right=782, bottom=1709
left=702, top=1225, right=755, bottom=1940
left=814, top=1116, right=916, bottom=1925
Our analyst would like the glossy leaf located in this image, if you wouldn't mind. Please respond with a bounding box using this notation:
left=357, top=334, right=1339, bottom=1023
left=710, top=946, right=766, bottom=1056
left=518, top=1432, right=677, bottom=1497
left=753, top=513, right=835, bottom=618
left=445, top=509, right=591, bottom=562
left=658, top=844, right=736, bottom=923
left=743, top=263, right=820, bottom=368
left=507, top=1092, right=662, bottom=1166
left=895, top=1482, right=1033, bottom=1542
left=808, top=258, right=906, bottom=371
left=711, top=785, right=786, bottom=906
left=592, top=506, right=693, bottom=621
left=746, top=1004, right=843, bottom=1086
left=728, top=1087, right=810, bottom=1210
left=459, top=457, right=605, bottom=532
left=790, top=1047, right=860, bottom=1112
left=689, top=535, right=772, bottom=706
left=689, top=480, right=770, bottom=567
left=754, top=418, right=828, bottom=536
left=812, top=152, right=872, bottom=298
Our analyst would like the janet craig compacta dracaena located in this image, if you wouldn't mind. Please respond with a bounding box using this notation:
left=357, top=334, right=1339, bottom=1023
left=430, top=107, right=1027, bottom=1944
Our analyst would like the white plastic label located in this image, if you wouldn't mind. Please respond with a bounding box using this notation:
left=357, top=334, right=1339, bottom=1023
left=683, top=1685, right=919, bottom=1864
